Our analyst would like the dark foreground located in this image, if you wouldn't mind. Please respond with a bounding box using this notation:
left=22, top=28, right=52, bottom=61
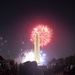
left=0, top=56, right=75, bottom=75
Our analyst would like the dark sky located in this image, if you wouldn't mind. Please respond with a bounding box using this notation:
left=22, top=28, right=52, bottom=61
left=0, top=1, right=75, bottom=60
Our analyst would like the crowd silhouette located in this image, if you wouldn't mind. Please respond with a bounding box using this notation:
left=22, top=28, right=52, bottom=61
left=0, top=55, right=75, bottom=75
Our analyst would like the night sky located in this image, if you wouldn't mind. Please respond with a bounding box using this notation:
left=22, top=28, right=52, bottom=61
left=0, top=1, right=75, bottom=60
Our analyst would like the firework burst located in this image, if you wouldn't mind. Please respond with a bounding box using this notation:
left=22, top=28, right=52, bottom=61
left=15, top=49, right=46, bottom=65
left=30, top=25, right=53, bottom=47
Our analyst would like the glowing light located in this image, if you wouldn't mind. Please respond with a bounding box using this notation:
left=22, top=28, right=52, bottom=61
left=4, top=40, right=7, bottom=43
left=21, top=49, right=23, bottom=51
left=31, top=25, right=53, bottom=47
left=0, top=36, right=3, bottom=40
left=43, top=54, right=46, bottom=57
left=22, top=51, right=34, bottom=63
left=15, top=49, right=46, bottom=65
left=22, top=42, right=25, bottom=44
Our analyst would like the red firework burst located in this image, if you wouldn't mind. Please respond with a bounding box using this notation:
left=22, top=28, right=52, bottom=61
left=30, top=25, right=53, bottom=47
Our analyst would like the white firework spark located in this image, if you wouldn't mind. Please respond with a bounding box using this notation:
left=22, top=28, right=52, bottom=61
left=15, top=49, right=46, bottom=65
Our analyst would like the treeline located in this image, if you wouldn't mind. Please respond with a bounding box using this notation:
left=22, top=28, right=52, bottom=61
left=48, top=54, right=75, bottom=66
left=65, top=54, right=75, bottom=65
